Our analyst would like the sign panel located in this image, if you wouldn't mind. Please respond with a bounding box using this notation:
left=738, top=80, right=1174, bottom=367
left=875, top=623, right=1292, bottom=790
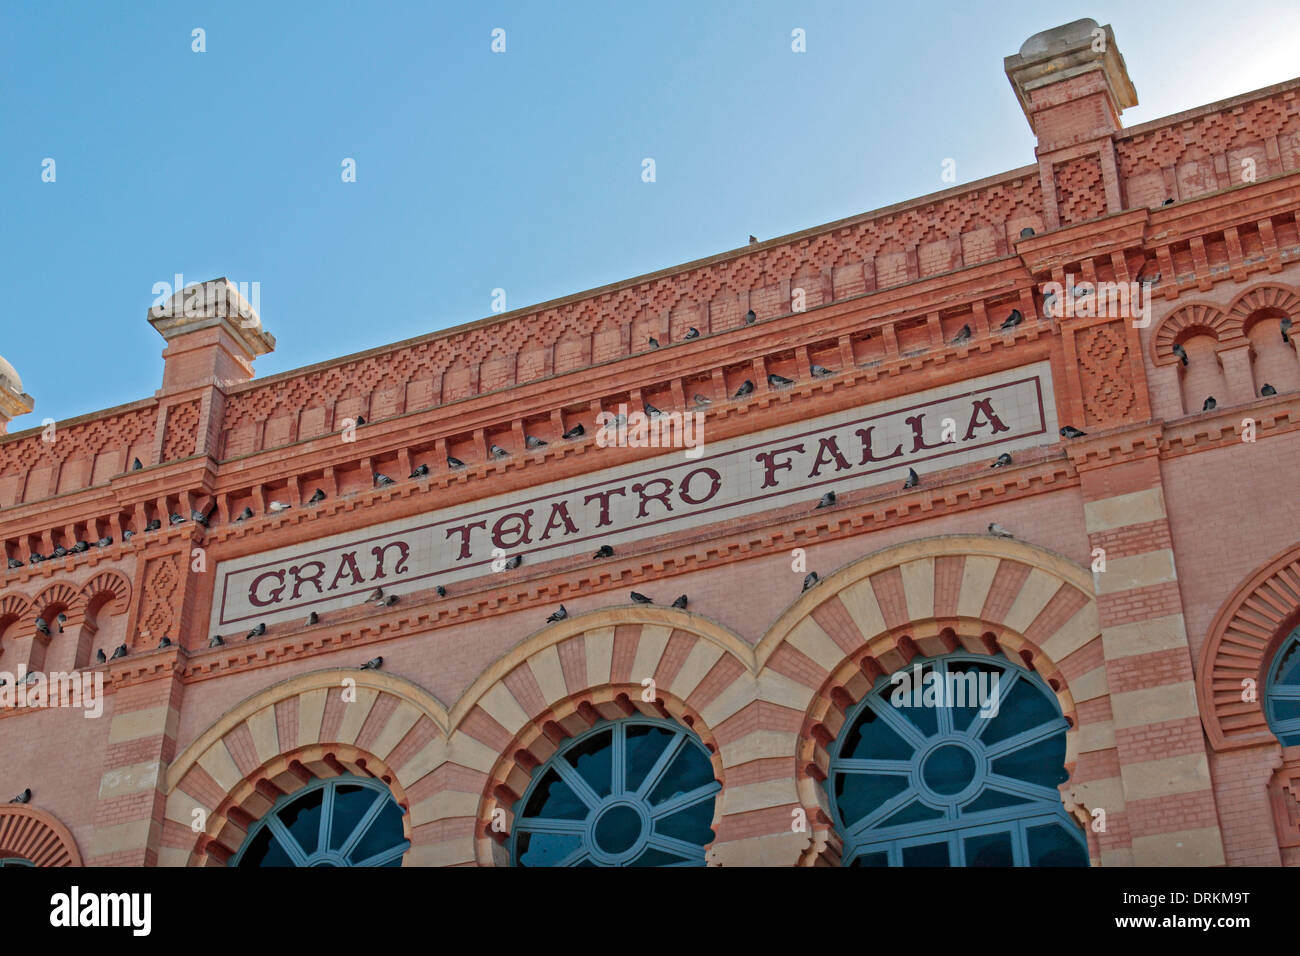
left=211, top=363, right=1056, bottom=630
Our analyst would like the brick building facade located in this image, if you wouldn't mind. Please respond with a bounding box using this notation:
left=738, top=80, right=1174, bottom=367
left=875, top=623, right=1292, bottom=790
left=2, top=18, right=1300, bottom=867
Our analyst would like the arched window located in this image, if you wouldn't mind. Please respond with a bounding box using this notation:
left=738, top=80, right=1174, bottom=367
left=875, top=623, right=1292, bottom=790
left=1266, top=626, right=1300, bottom=746
left=511, top=716, right=720, bottom=867
left=231, top=775, right=409, bottom=867
left=828, top=652, right=1088, bottom=867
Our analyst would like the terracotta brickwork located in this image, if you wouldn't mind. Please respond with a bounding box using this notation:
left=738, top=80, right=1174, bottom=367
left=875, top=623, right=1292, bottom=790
left=2, top=20, right=1300, bottom=867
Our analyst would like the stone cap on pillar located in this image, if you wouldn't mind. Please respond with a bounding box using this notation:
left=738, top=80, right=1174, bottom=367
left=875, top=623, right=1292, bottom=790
left=1005, top=19, right=1138, bottom=149
left=148, top=277, right=276, bottom=393
left=0, top=354, right=35, bottom=435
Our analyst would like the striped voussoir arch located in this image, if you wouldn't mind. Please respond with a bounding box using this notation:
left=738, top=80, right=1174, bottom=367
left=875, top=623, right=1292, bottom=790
left=754, top=535, right=1109, bottom=866
left=160, top=669, right=451, bottom=866
left=458, top=605, right=762, bottom=866
left=1198, top=541, right=1300, bottom=751
left=0, top=805, right=82, bottom=866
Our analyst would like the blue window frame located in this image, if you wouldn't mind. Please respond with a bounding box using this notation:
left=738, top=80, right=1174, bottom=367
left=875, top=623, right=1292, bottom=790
left=0, top=857, right=33, bottom=867
left=828, top=652, right=1088, bottom=867
left=1266, top=626, right=1300, bottom=746
left=231, top=775, right=410, bottom=867
left=510, top=716, right=721, bottom=866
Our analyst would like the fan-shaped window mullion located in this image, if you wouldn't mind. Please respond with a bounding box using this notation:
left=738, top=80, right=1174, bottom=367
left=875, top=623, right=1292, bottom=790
left=350, top=842, right=409, bottom=868
left=334, top=788, right=387, bottom=860
left=511, top=717, right=720, bottom=867
left=633, top=730, right=688, bottom=799
left=872, top=699, right=930, bottom=750
left=264, top=814, right=311, bottom=866
left=832, top=758, right=912, bottom=775
left=550, top=754, right=604, bottom=809
left=648, top=781, right=720, bottom=820
left=981, top=718, right=1067, bottom=759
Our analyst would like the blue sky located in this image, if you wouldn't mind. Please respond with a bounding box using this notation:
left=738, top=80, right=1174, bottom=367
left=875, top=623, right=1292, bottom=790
left=3, top=0, right=1298, bottom=427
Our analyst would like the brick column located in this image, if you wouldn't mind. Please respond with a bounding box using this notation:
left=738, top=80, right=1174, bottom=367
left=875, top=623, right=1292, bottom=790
left=1078, top=446, right=1225, bottom=864
left=88, top=663, right=184, bottom=865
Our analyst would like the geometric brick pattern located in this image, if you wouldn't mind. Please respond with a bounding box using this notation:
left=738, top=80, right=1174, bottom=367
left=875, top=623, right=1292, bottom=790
left=1054, top=155, right=1107, bottom=226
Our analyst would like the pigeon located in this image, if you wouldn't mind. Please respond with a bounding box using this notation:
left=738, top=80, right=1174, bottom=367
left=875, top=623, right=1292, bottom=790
left=95, top=648, right=107, bottom=663
left=593, top=544, right=614, bottom=559
left=71, top=541, right=89, bottom=554
left=110, top=644, right=128, bottom=660
left=1042, top=291, right=1059, bottom=317
left=640, top=402, right=661, bottom=419
left=169, top=513, right=186, bottom=526
left=157, top=636, right=173, bottom=649
left=246, top=623, right=266, bottom=640
left=435, top=586, right=447, bottom=597
left=308, top=488, right=327, bottom=504
left=410, top=463, right=430, bottom=479
left=949, top=324, right=972, bottom=345
left=810, top=364, right=835, bottom=378
left=1019, top=227, right=1035, bottom=238
left=360, top=657, right=383, bottom=670
left=307, top=612, right=319, bottom=625
left=1073, top=284, right=1093, bottom=299
left=490, top=444, right=510, bottom=459
left=1059, top=426, right=1087, bottom=439
left=525, top=435, right=547, bottom=450
left=562, top=424, right=585, bottom=440
left=1261, top=383, right=1277, bottom=396
left=999, top=309, right=1023, bottom=331
left=988, top=523, right=1014, bottom=538
left=734, top=380, right=755, bottom=398
left=7, top=558, right=22, bottom=569
left=381, top=594, right=399, bottom=606
left=816, top=491, right=836, bottom=509
left=235, top=507, right=254, bottom=522
left=671, top=594, right=688, bottom=609
left=767, top=373, right=794, bottom=387
left=1202, top=396, right=1217, bottom=411
left=374, top=473, right=395, bottom=486
left=52, top=545, right=68, bottom=558
left=1282, top=318, right=1292, bottom=343
left=191, top=509, right=211, bottom=528
left=268, top=500, right=291, bottom=513
left=1172, top=343, right=1188, bottom=366
left=745, top=309, right=757, bottom=324
left=132, top=458, right=143, bottom=471
left=122, top=530, right=134, bottom=541
left=1162, top=197, right=1175, bottom=206
left=990, top=453, right=1012, bottom=468
left=35, top=618, right=50, bottom=637
left=802, top=572, right=820, bottom=592
left=447, top=456, right=467, bottom=469
left=29, top=553, right=44, bottom=565
left=208, top=635, right=224, bottom=648
left=748, top=235, right=758, bottom=245
left=607, top=414, right=628, bottom=428
left=902, top=467, right=919, bottom=489
left=56, top=613, right=66, bottom=631
left=648, top=337, right=660, bottom=349
left=366, top=588, right=385, bottom=603
left=1140, top=270, right=1161, bottom=288
left=355, top=416, right=366, bottom=426
left=145, top=519, right=162, bottom=532
left=630, top=592, right=654, bottom=604
left=693, top=394, right=712, bottom=407
left=503, top=555, right=523, bottom=570
left=9, top=789, right=31, bottom=804
left=684, top=327, right=700, bottom=340
left=546, top=605, right=568, bottom=623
